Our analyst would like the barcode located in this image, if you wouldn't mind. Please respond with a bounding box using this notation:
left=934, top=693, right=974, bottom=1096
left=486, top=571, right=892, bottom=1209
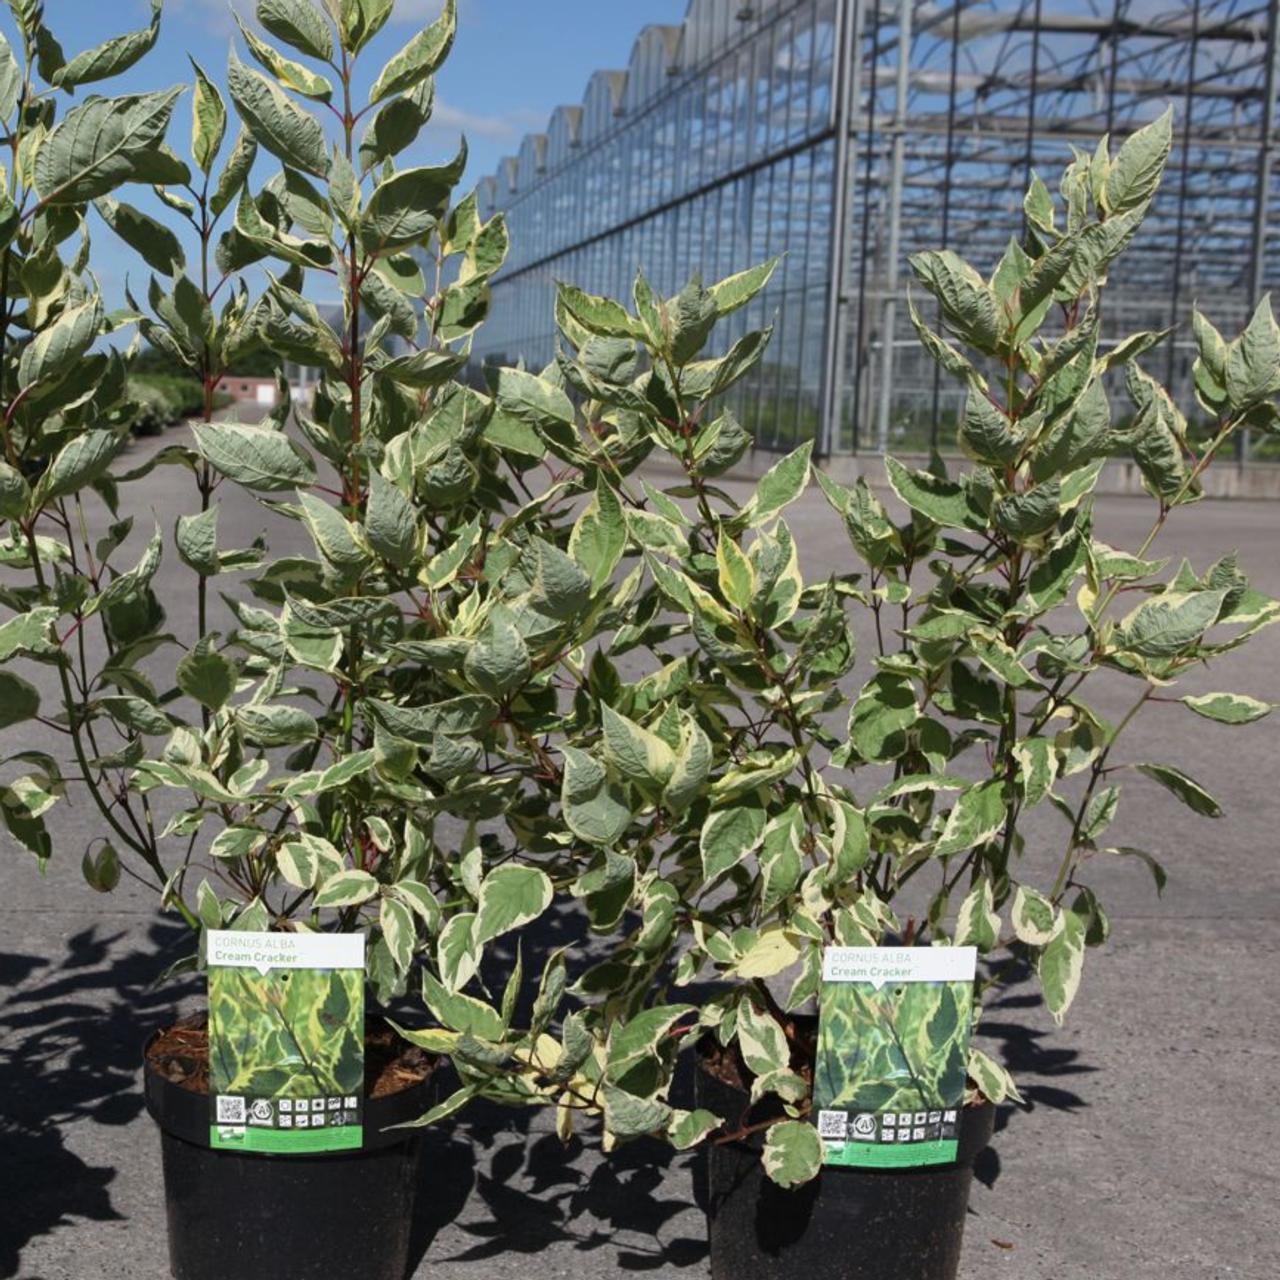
left=817, top=1110, right=848, bottom=1139
left=216, top=1095, right=246, bottom=1123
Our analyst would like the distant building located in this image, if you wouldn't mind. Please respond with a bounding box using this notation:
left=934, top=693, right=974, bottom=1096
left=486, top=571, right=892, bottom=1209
left=222, top=375, right=280, bottom=408
left=470, top=0, right=1280, bottom=458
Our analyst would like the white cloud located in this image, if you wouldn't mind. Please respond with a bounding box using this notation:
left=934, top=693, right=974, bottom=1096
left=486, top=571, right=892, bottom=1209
left=427, top=100, right=546, bottom=143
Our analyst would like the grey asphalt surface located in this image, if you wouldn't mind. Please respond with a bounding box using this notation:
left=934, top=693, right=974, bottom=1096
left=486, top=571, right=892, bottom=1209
left=3, top=427, right=1279, bottom=1279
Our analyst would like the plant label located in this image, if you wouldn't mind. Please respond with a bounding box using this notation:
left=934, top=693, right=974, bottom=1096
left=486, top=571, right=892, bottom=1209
left=206, top=931, right=365, bottom=1155
left=813, top=946, right=976, bottom=1168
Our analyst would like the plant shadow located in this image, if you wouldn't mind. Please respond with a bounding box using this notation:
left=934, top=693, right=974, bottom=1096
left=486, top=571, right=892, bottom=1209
left=405, top=1097, right=707, bottom=1275
left=0, top=921, right=196, bottom=1279
left=968, top=963, right=1099, bottom=1194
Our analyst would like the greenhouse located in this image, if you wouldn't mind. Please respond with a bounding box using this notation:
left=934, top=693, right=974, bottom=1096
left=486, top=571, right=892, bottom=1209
left=470, top=0, right=1280, bottom=457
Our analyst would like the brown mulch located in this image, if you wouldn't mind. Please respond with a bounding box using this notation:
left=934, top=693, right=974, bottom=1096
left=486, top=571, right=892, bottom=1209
left=145, top=1013, right=435, bottom=1099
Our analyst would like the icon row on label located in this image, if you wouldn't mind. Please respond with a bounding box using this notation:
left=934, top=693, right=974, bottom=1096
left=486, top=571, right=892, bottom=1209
left=882, top=1110, right=957, bottom=1127
left=278, top=1096, right=359, bottom=1112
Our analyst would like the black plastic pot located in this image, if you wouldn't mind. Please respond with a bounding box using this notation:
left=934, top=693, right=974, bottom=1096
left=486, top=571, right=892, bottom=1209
left=143, top=1028, right=438, bottom=1280
left=697, top=1059, right=995, bottom=1280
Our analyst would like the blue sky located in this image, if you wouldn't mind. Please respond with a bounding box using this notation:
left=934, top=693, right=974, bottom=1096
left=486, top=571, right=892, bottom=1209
left=11, top=1, right=688, bottom=305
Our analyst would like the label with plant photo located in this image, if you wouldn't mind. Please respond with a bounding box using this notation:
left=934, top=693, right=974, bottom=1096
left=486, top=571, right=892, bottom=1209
left=813, top=947, right=976, bottom=1169
left=207, top=932, right=365, bottom=1155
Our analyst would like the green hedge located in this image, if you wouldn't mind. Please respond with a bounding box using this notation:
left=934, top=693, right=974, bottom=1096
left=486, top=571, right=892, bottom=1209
left=120, top=374, right=232, bottom=436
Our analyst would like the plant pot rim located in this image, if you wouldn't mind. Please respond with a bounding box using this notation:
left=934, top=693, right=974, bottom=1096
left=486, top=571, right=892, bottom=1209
left=142, top=1016, right=439, bottom=1156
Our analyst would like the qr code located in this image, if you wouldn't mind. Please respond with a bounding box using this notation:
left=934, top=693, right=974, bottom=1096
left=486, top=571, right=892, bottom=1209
left=216, top=1095, right=246, bottom=1124
left=817, top=1110, right=848, bottom=1139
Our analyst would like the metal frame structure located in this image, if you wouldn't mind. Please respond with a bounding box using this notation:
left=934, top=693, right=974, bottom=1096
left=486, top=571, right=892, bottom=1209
left=470, top=0, right=1280, bottom=459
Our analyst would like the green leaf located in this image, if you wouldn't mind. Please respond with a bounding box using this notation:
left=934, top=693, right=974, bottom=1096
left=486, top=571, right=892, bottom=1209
left=380, top=897, right=415, bottom=972
left=1010, top=884, right=1059, bottom=946
left=20, top=297, right=103, bottom=392
left=177, top=647, right=237, bottom=711
left=227, top=50, right=329, bottom=177
left=0, top=608, right=57, bottom=660
left=474, top=864, right=553, bottom=945
left=95, top=197, right=185, bottom=276
left=530, top=540, right=591, bottom=618
left=314, top=869, right=379, bottom=908
left=82, top=842, right=121, bottom=893
left=607, top=1004, right=695, bottom=1085
left=849, top=672, right=918, bottom=762
left=602, top=704, right=676, bottom=788
left=568, top=480, right=625, bottom=591
left=958, top=388, right=1022, bottom=465
left=708, top=257, right=778, bottom=316
left=52, top=0, right=161, bottom=88
left=189, top=62, right=225, bottom=175
left=746, top=441, right=812, bottom=527
left=234, top=12, right=332, bottom=101
left=602, top=1086, right=672, bottom=1139
left=35, top=88, right=183, bottom=205
left=1106, top=845, right=1168, bottom=895
left=561, top=746, right=631, bottom=847
left=257, top=0, right=333, bottom=60
left=556, top=281, right=639, bottom=340
left=992, top=481, right=1061, bottom=541
left=761, top=1119, right=822, bottom=1188
left=1180, top=691, right=1271, bottom=725
left=494, top=366, right=575, bottom=431
left=211, top=131, right=258, bottom=218
left=884, top=456, right=984, bottom=531
left=359, top=79, right=434, bottom=173
left=0, top=32, right=19, bottom=121
left=193, top=422, right=316, bottom=491
left=656, top=714, right=709, bottom=815
left=700, top=805, right=765, bottom=881
left=237, top=703, right=319, bottom=746
left=1038, top=907, right=1086, bottom=1025
left=421, top=972, right=502, bottom=1040
left=1134, top=762, right=1222, bottom=818
left=0, top=460, right=30, bottom=519
left=369, top=0, right=456, bottom=103
left=0, top=671, right=40, bottom=728
left=463, top=612, right=530, bottom=698
left=366, top=473, right=417, bottom=567
left=1225, top=294, right=1280, bottom=411
left=736, top=999, right=789, bottom=1076
left=297, top=491, right=369, bottom=576
left=1103, top=107, right=1172, bottom=215
left=954, top=877, right=1000, bottom=951
left=359, top=147, right=467, bottom=255
left=668, top=1109, right=722, bottom=1150
left=1119, top=589, right=1225, bottom=658
left=33, top=428, right=118, bottom=505
left=908, top=249, right=1001, bottom=353
left=716, top=534, right=754, bottom=610
left=934, top=781, right=1006, bottom=858
left=275, top=839, right=319, bottom=888
left=968, top=1046, right=1023, bottom=1104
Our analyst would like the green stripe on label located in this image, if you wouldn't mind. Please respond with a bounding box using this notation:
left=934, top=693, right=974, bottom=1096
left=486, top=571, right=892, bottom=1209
left=210, top=1125, right=363, bottom=1154
left=822, top=1139, right=958, bottom=1169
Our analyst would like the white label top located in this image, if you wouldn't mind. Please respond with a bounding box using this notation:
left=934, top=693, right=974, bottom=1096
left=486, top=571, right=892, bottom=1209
left=822, top=946, right=976, bottom=988
left=207, top=930, right=365, bottom=974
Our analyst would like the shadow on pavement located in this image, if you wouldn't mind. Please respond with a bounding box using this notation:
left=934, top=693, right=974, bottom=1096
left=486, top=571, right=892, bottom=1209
left=0, top=922, right=194, bottom=1279
left=408, top=1099, right=707, bottom=1274
left=969, top=966, right=1099, bottom=1194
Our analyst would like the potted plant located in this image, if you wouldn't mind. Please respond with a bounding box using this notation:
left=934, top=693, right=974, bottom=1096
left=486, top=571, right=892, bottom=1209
left=0, top=1, right=612, bottom=1276
left=451, top=112, right=1279, bottom=1279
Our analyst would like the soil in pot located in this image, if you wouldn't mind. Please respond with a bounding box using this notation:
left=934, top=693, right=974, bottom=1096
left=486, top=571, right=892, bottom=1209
left=696, top=1035, right=995, bottom=1280
left=144, top=1014, right=440, bottom=1280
